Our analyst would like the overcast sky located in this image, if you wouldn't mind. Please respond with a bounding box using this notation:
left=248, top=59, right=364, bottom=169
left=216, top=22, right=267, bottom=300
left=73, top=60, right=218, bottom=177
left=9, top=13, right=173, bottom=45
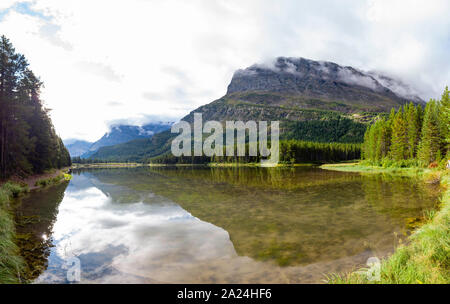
left=0, top=0, right=449, bottom=141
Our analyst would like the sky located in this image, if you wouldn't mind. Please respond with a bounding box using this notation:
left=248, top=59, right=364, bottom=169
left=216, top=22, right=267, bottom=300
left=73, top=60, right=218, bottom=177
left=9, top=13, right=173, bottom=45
left=0, top=0, right=449, bottom=141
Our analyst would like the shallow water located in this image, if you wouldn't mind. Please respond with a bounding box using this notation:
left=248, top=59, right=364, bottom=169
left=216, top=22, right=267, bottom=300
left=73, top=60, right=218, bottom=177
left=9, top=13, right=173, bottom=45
left=15, top=166, right=440, bottom=283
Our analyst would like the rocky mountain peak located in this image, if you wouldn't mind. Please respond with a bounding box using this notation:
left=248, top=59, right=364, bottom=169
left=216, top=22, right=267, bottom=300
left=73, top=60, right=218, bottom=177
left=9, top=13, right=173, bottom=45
left=227, top=57, right=424, bottom=104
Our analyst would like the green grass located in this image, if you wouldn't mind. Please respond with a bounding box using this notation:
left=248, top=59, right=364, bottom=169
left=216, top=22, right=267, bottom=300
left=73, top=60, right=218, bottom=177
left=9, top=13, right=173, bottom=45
left=321, top=163, right=426, bottom=177
left=325, top=163, right=449, bottom=284
left=72, top=162, right=145, bottom=168
left=1, top=172, right=71, bottom=284
left=1, top=182, right=29, bottom=198
left=34, top=174, right=65, bottom=187
left=0, top=182, right=28, bottom=284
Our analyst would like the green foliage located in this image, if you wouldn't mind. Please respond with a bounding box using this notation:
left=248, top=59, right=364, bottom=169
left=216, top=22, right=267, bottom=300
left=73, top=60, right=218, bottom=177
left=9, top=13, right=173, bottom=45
left=1, top=182, right=28, bottom=198
left=363, top=88, right=448, bottom=167
left=88, top=129, right=175, bottom=162
left=406, top=103, right=423, bottom=158
left=362, top=118, right=391, bottom=162
left=34, top=174, right=65, bottom=187
left=0, top=35, right=71, bottom=178
left=439, top=87, right=449, bottom=150
left=417, top=100, right=443, bottom=164
left=390, top=108, right=408, bottom=160
left=281, top=117, right=367, bottom=143
left=380, top=159, right=422, bottom=168
left=89, top=114, right=366, bottom=163
left=0, top=183, right=26, bottom=283
left=279, top=140, right=361, bottom=163
left=148, top=140, right=361, bottom=165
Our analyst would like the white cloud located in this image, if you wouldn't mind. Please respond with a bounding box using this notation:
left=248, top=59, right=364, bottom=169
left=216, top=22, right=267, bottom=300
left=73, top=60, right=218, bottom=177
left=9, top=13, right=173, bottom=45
left=0, top=0, right=20, bottom=10
left=337, top=67, right=380, bottom=91
left=0, top=0, right=448, bottom=141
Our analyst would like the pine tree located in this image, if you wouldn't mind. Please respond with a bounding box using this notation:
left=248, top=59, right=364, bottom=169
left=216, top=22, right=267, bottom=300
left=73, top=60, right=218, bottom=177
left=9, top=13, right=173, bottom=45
left=418, top=100, right=442, bottom=164
left=362, top=125, right=371, bottom=160
left=367, top=124, right=377, bottom=161
left=0, top=35, right=71, bottom=178
left=0, top=36, right=30, bottom=176
left=439, top=86, right=449, bottom=156
left=406, top=103, right=422, bottom=158
left=387, top=108, right=396, bottom=126
left=390, top=108, right=408, bottom=161
left=378, top=119, right=391, bottom=159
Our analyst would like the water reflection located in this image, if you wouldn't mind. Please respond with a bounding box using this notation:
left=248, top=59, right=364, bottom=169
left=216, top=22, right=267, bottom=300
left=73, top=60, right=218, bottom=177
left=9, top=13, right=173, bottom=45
left=16, top=167, right=440, bottom=283
left=15, top=182, right=68, bottom=281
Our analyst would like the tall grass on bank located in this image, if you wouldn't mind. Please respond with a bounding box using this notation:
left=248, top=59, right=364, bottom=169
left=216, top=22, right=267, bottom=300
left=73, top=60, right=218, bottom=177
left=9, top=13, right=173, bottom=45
left=327, top=166, right=449, bottom=284
left=34, top=173, right=71, bottom=187
left=0, top=182, right=28, bottom=284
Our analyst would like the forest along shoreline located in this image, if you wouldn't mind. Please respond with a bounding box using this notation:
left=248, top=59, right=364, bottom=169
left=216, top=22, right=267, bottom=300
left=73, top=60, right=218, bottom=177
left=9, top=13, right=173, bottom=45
left=0, top=168, right=72, bottom=283
left=322, top=163, right=449, bottom=284
left=0, top=36, right=72, bottom=284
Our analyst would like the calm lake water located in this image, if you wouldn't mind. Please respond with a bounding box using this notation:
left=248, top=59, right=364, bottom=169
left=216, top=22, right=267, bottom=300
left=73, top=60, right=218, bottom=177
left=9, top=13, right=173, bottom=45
left=15, top=166, right=440, bottom=283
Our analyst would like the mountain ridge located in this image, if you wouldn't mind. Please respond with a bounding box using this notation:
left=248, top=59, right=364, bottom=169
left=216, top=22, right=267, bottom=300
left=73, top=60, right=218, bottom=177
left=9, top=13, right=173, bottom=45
left=88, top=57, right=425, bottom=162
left=227, top=57, right=423, bottom=106
left=65, top=122, right=172, bottom=158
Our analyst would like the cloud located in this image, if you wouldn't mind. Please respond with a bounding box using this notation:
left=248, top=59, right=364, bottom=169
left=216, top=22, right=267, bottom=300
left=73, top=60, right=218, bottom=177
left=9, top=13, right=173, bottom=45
left=367, top=71, right=424, bottom=102
left=0, top=0, right=448, bottom=141
left=161, top=66, right=191, bottom=84
left=106, top=114, right=177, bottom=129
left=106, top=101, right=123, bottom=107
left=39, top=23, right=73, bottom=50
left=142, top=91, right=163, bottom=101
left=0, top=0, right=20, bottom=10
left=336, top=67, right=381, bottom=92
left=76, top=61, right=122, bottom=82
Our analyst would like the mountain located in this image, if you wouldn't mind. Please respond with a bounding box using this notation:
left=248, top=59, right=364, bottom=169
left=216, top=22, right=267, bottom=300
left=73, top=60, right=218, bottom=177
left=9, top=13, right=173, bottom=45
left=89, top=57, right=424, bottom=162
left=88, top=131, right=175, bottom=162
left=82, top=122, right=172, bottom=157
left=64, top=140, right=93, bottom=157
left=66, top=122, right=172, bottom=158
left=366, top=71, right=424, bottom=104
left=220, top=57, right=422, bottom=115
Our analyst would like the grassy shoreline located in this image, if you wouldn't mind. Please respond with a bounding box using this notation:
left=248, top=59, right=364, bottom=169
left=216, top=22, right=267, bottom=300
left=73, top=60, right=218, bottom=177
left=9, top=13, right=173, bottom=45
left=0, top=170, right=71, bottom=284
left=72, top=162, right=318, bottom=169
left=322, top=163, right=449, bottom=284
left=72, top=162, right=147, bottom=169
left=0, top=182, right=29, bottom=283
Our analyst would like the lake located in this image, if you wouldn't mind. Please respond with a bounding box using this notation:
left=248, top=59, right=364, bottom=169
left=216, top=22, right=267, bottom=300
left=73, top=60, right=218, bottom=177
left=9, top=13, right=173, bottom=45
left=14, top=166, right=440, bottom=283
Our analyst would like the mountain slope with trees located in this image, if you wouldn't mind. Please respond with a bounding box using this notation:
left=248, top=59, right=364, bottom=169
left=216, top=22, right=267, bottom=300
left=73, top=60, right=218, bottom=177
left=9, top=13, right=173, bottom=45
left=65, top=123, right=172, bottom=158
left=0, top=36, right=70, bottom=178
left=88, top=57, right=425, bottom=163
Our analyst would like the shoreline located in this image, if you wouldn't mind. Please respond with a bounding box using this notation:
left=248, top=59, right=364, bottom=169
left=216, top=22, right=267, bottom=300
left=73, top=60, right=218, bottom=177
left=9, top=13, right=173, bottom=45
left=0, top=169, right=72, bottom=283
left=322, top=162, right=449, bottom=284
left=72, top=162, right=320, bottom=169
left=321, top=163, right=425, bottom=175
left=4, top=162, right=447, bottom=283
left=8, top=167, right=71, bottom=191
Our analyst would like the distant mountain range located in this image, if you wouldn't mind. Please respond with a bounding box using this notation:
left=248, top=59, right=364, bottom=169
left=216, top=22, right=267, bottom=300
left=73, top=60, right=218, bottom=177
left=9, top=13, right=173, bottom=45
left=87, top=57, right=425, bottom=162
left=64, top=122, right=172, bottom=158
left=64, top=140, right=93, bottom=157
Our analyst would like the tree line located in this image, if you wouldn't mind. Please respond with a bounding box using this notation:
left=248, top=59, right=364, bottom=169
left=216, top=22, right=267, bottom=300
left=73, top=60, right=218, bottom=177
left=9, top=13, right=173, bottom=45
left=362, top=87, right=449, bottom=167
left=282, top=116, right=367, bottom=143
left=71, top=157, right=134, bottom=164
left=148, top=140, right=361, bottom=164
left=0, top=36, right=71, bottom=178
